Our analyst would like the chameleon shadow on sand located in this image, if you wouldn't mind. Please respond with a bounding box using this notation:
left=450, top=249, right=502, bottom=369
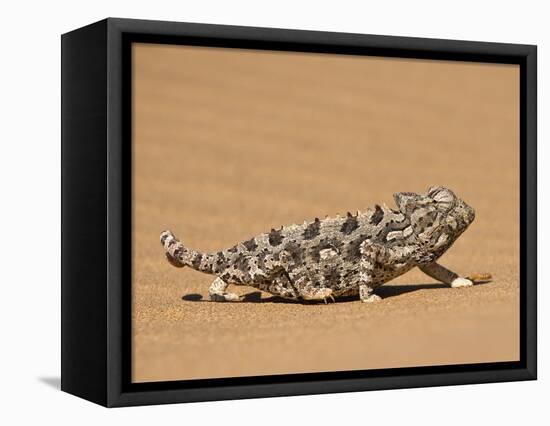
left=181, top=280, right=491, bottom=304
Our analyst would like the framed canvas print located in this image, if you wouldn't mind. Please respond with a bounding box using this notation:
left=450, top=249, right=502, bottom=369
left=61, top=18, right=537, bottom=407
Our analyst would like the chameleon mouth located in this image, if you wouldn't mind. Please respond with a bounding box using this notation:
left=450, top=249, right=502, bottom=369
left=461, top=202, right=475, bottom=224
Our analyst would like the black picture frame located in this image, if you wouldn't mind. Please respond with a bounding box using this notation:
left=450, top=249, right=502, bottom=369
left=61, top=17, right=537, bottom=407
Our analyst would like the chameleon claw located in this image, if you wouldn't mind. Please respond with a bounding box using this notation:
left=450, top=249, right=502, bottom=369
left=322, top=293, right=336, bottom=304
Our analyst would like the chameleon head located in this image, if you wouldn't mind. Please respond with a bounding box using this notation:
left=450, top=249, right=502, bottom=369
left=394, top=186, right=475, bottom=246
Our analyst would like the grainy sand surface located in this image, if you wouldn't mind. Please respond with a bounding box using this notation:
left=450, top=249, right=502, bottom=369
left=132, top=43, right=520, bottom=382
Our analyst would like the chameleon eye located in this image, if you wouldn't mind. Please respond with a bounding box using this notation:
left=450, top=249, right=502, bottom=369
left=432, top=189, right=456, bottom=211
left=433, top=190, right=454, bottom=203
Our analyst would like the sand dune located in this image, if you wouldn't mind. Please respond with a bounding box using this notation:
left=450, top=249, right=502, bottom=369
left=132, top=43, right=519, bottom=382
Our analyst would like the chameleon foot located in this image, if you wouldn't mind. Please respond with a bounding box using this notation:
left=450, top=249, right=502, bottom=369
left=450, top=277, right=474, bottom=288
left=361, top=294, right=382, bottom=303
left=209, top=292, right=242, bottom=302
left=300, top=287, right=334, bottom=303
left=208, top=277, right=241, bottom=302
left=359, top=283, right=382, bottom=303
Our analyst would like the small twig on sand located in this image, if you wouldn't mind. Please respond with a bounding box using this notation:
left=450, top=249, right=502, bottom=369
left=466, top=273, right=493, bottom=284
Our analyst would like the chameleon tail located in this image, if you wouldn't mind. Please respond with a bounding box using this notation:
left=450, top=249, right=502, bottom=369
left=160, top=230, right=187, bottom=268
left=160, top=230, right=216, bottom=273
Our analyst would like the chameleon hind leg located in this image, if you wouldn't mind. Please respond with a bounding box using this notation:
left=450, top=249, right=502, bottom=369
left=298, top=283, right=335, bottom=303
left=257, top=274, right=299, bottom=300
left=265, top=251, right=334, bottom=303
left=208, top=277, right=241, bottom=302
left=290, top=274, right=334, bottom=303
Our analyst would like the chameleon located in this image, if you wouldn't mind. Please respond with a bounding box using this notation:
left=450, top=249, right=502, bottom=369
left=160, top=186, right=489, bottom=303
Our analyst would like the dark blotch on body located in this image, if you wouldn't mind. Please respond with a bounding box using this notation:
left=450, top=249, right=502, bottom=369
left=341, top=212, right=359, bottom=235
left=303, top=218, right=321, bottom=240
left=283, top=241, right=305, bottom=265
left=323, top=267, right=341, bottom=286
left=268, top=228, right=284, bottom=246
left=191, top=253, right=203, bottom=268
left=243, top=238, right=258, bottom=252
left=234, top=253, right=249, bottom=272
left=345, top=234, right=369, bottom=261
left=370, top=204, right=384, bottom=225
left=255, top=251, right=268, bottom=271
left=214, top=252, right=229, bottom=272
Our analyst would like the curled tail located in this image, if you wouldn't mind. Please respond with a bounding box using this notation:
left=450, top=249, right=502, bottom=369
left=160, top=230, right=216, bottom=273
left=160, top=230, right=187, bottom=268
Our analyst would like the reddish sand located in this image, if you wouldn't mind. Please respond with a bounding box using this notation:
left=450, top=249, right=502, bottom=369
left=131, top=43, right=519, bottom=382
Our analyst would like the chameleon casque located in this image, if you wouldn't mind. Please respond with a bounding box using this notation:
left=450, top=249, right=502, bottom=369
left=160, top=186, right=483, bottom=303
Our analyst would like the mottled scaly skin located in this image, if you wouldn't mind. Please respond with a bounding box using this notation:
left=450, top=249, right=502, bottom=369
left=161, top=186, right=477, bottom=303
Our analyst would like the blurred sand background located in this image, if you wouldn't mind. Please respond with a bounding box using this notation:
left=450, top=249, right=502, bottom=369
left=132, top=43, right=519, bottom=383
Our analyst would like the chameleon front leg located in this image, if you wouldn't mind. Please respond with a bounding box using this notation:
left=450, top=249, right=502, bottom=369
left=208, top=277, right=241, bottom=302
left=358, top=280, right=382, bottom=303
left=358, top=240, right=431, bottom=303
left=358, top=241, right=388, bottom=303
left=419, top=262, right=473, bottom=288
